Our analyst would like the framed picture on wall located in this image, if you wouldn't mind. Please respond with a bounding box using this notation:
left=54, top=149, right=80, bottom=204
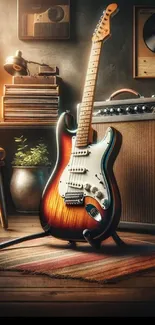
left=133, top=5, right=155, bottom=78
left=17, top=0, right=70, bottom=40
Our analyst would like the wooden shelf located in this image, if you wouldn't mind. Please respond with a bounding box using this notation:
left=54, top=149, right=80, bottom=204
left=0, top=121, right=56, bottom=129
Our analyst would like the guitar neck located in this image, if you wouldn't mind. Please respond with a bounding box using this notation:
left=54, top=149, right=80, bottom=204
left=76, top=41, right=102, bottom=148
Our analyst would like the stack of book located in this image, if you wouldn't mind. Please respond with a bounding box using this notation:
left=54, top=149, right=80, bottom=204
left=2, top=75, right=61, bottom=125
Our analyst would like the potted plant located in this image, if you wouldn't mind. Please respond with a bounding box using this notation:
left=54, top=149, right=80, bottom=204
left=10, top=135, right=51, bottom=213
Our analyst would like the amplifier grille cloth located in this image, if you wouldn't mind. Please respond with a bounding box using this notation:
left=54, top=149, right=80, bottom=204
left=92, top=120, right=155, bottom=226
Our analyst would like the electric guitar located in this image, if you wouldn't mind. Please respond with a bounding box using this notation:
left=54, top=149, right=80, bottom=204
left=40, top=3, right=121, bottom=248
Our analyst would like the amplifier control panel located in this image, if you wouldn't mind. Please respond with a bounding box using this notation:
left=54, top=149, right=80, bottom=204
left=77, top=96, right=155, bottom=123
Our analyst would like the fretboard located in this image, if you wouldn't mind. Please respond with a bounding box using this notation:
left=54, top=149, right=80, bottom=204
left=76, top=41, right=102, bottom=148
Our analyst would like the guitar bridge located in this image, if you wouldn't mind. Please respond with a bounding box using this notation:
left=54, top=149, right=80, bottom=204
left=64, top=192, right=84, bottom=206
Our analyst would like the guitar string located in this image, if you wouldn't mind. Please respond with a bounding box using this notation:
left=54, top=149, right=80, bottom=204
left=72, top=45, right=94, bottom=196
left=67, top=42, right=98, bottom=197
left=67, top=136, right=75, bottom=194
left=67, top=135, right=77, bottom=195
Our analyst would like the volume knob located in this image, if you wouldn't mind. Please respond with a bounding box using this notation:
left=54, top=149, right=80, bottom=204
left=96, top=191, right=104, bottom=199
left=126, top=106, right=132, bottom=114
left=133, top=105, right=140, bottom=113
left=109, top=108, right=115, bottom=114
left=103, top=108, right=108, bottom=115
left=91, top=186, right=98, bottom=193
left=84, top=183, right=91, bottom=191
left=141, top=105, right=148, bottom=112
left=116, top=107, right=122, bottom=114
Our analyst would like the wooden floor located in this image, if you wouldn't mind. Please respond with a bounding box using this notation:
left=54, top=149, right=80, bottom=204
left=0, top=215, right=155, bottom=317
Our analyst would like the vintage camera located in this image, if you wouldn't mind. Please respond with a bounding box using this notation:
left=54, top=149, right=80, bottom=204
left=34, top=5, right=70, bottom=24
left=33, top=4, right=70, bottom=38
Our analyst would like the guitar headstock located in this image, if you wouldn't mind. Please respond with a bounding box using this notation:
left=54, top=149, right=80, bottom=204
left=92, top=3, right=118, bottom=43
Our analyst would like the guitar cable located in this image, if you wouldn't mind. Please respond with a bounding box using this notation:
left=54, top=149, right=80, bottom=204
left=0, top=230, right=51, bottom=250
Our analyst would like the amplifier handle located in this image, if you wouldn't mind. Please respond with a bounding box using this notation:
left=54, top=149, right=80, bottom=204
left=109, top=88, right=141, bottom=100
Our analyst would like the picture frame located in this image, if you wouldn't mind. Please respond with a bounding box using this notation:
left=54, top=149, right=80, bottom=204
left=133, top=5, right=155, bottom=78
left=17, top=0, right=70, bottom=40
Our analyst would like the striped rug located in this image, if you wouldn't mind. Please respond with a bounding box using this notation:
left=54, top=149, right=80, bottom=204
left=0, top=235, right=155, bottom=283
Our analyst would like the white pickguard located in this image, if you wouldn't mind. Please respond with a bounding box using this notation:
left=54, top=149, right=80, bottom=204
left=59, top=127, right=113, bottom=209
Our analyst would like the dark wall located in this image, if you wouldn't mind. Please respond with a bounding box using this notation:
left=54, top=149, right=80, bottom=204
left=1, top=0, right=155, bottom=107
left=0, top=0, right=154, bottom=214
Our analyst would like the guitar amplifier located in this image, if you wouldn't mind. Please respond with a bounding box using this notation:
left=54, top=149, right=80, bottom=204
left=77, top=88, right=155, bottom=231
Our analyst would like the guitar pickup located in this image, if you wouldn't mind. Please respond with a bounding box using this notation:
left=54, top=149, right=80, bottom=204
left=68, top=167, right=87, bottom=174
left=64, top=192, right=84, bottom=206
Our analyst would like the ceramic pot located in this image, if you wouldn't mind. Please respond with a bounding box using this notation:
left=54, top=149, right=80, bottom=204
left=10, top=166, right=49, bottom=213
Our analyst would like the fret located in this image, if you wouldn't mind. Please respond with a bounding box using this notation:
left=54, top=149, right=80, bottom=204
left=79, top=108, right=91, bottom=115
left=79, top=109, right=91, bottom=114
left=77, top=134, right=89, bottom=139
left=82, top=97, right=94, bottom=103
left=79, top=117, right=90, bottom=122
left=80, top=113, right=92, bottom=118
left=76, top=142, right=88, bottom=148
left=77, top=129, right=88, bottom=133
left=79, top=119, right=92, bottom=124
left=80, top=102, right=93, bottom=108
left=76, top=138, right=89, bottom=143
left=79, top=121, right=91, bottom=126
left=85, top=74, right=96, bottom=81
left=85, top=80, right=96, bottom=87
left=80, top=104, right=92, bottom=109
left=87, top=68, right=98, bottom=75
left=84, top=85, right=95, bottom=91
left=92, top=42, right=101, bottom=49
left=83, top=91, right=94, bottom=97
left=76, top=138, right=88, bottom=142
left=91, top=48, right=101, bottom=56
left=78, top=116, right=91, bottom=121
left=88, top=61, right=99, bottom=69
left=76, top=139, right=88, bottom=143
left=89, top=55, right=100, bottom=62
left=78, top=119, right=90, bottom=124
left=76, top=139, right=88, bottom=144
left=79, top=112, right=91, bottom=117
left=78, top=124, right=90, bottom=129
left=79, top=113, right=91, bottom=118
left=77, top=127, right=89, bottom=132
left=77, top=126, right=90, bottom=132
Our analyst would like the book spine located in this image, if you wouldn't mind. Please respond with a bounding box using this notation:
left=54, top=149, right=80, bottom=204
left=4, top=113, right=58, bottom=117
left=3, top=96, right=59, bottom=104
left=12, top=76, right=61, bottom=84
left=4, top=89, right=59, bottom=97
left=5, top=84, right=59, bottom=88
left=4, top=109, right=58, bottom=113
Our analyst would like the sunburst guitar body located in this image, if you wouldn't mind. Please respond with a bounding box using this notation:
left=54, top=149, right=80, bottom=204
left=40, top=3, right=122, bottom=248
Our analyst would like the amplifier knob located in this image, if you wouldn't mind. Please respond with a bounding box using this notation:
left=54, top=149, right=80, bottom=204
left=134, top=105, right=139, bottom=113
left=116, top=107, right=122, bottom=114
left=141, top=105, right=153, bottom=113
left=126, top=106, right=133, bottom=114
left=141, top=105, right=147, bottom=112
left=109, top=108, right=115, bottom=114
left=103, top=108, right=108, bottom=115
